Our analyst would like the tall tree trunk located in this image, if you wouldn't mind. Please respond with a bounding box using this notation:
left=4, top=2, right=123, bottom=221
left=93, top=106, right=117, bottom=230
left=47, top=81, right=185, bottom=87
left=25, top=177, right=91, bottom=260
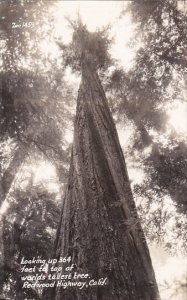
left=50, top=63, right=160, bottom=300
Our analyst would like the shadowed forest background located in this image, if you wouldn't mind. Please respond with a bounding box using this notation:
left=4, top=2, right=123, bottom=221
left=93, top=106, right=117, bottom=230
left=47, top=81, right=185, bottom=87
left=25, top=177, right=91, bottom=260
left=0, top=1, right=187, bottom=299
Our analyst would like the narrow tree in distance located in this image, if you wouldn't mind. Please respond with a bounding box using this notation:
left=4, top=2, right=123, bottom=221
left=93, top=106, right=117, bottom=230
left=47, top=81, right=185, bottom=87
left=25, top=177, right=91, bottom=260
left=50, top=21, right=160, bottom=300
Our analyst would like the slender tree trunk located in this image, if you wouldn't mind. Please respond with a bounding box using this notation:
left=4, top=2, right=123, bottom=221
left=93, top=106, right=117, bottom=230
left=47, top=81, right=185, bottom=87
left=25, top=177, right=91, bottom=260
left=132, top=115, right=187, bottom=211
left=120, top=96, right=152, bottom=147
left=0, top=141, right=30, bottom=207
left=50, top=63, right=160, bottom=300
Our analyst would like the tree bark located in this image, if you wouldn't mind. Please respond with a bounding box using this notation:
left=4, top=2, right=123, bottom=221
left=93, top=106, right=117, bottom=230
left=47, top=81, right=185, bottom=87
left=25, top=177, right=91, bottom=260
left=50, top=63, right=160, bottom=300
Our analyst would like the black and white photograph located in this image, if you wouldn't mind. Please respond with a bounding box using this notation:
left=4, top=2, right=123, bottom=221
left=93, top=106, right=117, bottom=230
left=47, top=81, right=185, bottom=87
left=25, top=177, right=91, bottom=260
left=0, top=1, right=187, bottom=299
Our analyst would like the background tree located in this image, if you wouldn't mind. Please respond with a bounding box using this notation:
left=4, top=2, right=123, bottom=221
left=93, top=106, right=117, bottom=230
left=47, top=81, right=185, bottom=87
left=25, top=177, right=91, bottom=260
left=105, top=0, right=187, bottom=249
left=0, top=0, right=74, bottom=207
left=0, top=2, right=73, bottom=296
left=0, top=180, right=60, bottom=299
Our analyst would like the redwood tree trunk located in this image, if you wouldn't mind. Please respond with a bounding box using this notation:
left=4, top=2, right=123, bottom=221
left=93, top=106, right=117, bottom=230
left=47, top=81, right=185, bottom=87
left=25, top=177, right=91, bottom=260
left=51, top=63, right=160, bottom=300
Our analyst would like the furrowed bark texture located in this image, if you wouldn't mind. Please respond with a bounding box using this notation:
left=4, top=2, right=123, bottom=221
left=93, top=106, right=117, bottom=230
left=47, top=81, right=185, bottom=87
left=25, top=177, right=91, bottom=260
left=51, top=64, right=160, bottom=300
